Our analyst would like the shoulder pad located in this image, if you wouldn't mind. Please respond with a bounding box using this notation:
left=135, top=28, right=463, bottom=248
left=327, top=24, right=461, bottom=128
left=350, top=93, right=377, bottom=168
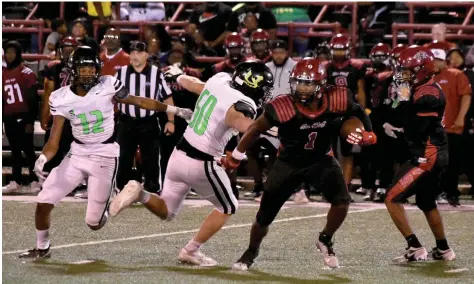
left=413, top=84, right=441, bottom=103
left=21, top=66, right=35, bottom=75
left=328, top=87, right=351, bottom=113
left=47, top=60, right=61, bottom=68
left=349, top=59, right=367, bottom=70
left=234, top=100, right=257, bottom=119
left=268, top=95, right=296, bottom=123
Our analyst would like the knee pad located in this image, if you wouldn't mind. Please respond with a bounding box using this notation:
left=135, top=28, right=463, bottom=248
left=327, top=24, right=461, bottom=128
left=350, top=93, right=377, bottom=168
left=86, top=211, right=108, bottom=231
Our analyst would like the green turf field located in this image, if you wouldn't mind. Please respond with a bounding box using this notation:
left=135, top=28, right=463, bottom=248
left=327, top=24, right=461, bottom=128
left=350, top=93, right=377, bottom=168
left=2, top=196, right=474, bottom=283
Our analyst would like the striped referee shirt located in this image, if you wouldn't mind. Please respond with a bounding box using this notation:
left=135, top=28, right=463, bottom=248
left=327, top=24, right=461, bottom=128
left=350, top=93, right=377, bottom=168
left=115, top=64, right=172, bottom=118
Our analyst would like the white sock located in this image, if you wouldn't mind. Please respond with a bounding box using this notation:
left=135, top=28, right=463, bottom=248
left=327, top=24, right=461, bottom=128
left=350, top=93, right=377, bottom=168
left=36, top=229, right=50, bottom=250
left=139, top=190, right=151, bottom=204
left=185, top=239, right=202, bottom=253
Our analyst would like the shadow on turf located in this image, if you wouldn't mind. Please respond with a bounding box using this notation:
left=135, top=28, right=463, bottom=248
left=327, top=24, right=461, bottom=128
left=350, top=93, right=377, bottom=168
left=30, top=260, right=351, bottom=283
left=393, top=261, right=468, bottom=278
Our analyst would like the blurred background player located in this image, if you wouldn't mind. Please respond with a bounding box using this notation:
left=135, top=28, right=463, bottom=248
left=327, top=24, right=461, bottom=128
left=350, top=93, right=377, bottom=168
left=110, top=61, right=274, bottom=267
left=325, top=34, right=368, bottom=191
left=385, top=46, right=455, bottom=262
left=250, top=29, right=272, bottom=63
left=100, top=27, right=130, bottom=76
left=227, top=58, right=376, bottom=270
left=2, top=41, right=40, bottom=194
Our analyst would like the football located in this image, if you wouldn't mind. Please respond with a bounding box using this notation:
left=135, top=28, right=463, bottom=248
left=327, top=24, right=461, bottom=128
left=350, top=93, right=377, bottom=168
left=340, top=117, right=364, bottom=139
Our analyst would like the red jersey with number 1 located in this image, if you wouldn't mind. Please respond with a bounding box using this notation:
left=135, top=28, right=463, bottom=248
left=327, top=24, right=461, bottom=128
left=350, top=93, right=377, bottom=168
left=263, top=86, right=372, bottom=165
left=2, top=64, right=37, bottom=116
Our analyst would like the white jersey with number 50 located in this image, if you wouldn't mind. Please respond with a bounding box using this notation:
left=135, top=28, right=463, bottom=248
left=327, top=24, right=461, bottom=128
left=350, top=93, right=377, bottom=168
left=49, top=75, right=128, bottom=157
left=184, top=73, right=257, bottom=157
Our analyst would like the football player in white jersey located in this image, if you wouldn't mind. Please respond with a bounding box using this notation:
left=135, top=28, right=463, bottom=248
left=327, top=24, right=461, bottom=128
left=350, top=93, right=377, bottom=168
left=19, top=46, right=193, bottom=259
left=110, top=60, right=274, bottom=266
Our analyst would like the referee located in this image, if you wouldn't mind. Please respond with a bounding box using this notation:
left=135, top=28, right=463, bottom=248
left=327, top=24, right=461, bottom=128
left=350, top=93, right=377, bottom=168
left=115, top=41, right=175, bottom=194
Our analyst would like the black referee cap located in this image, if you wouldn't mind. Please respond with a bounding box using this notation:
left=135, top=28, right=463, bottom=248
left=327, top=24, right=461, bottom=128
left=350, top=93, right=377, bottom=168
left=270, top=40, right=288, bottom=51
left=130, top=41, right=147, bottom=52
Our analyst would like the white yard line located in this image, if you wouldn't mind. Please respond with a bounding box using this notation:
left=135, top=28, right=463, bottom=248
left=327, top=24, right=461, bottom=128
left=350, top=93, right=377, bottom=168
left=3, top=208, right=379, bottom=255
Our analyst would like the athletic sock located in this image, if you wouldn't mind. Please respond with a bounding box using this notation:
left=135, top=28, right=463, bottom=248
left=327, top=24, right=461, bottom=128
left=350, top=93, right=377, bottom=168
left=405, top=234, right=422, bottom=248
left=184, top=239, right=202, bottom=253
left=36, top=229, right=50, bottom=250
left=319, top=231, right=333, bottom=245
left=436, top=239, right=449, bottom=250
left=139, top=190, right=151, bottom=204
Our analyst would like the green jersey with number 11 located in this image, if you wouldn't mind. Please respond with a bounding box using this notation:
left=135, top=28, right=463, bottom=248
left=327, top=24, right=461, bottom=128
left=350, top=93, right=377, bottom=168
left=184, top=73, right=257, bottom=157
left=49, top=75, right=128, bottom=157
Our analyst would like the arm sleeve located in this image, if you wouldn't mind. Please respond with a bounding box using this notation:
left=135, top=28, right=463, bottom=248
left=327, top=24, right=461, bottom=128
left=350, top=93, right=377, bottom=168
left=347, top=101, right=373, bottom=131
left=109, top=76, right=129, bottom=100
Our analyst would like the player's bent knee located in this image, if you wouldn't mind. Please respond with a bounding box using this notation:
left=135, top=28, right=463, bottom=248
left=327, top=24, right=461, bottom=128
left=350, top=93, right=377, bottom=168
left=416, top=200, right=437, bottom=212
left=86, top=212, right=108, bottom=231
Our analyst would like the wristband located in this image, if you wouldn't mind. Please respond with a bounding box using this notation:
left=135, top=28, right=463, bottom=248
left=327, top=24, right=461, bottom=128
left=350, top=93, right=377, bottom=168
left=167, top=120, right=175, bottom=124
left=231, top=149, right=246, bottom=161
left=38, top=154, right=48, bottom=163
left=166, top=105, right=177, bottom=114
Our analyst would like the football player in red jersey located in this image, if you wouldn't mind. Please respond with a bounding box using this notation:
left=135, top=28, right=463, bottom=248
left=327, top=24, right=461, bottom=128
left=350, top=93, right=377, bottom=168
left=358, top=43, right=397, bottom=201
left=385, top=46, right=456, bottom=262
left=325, top=34, right=369, bottom=189
left=41, top=36, right=78, bottom=174
left=2, top=41, right=40, bottom=194
left=224, top=58, right=376, bottom=270
left=249, top=29, right=272, bottom=63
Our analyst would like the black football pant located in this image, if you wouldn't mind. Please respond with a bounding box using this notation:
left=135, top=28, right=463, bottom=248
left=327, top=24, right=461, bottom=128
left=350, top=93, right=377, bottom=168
left=441, top=133, right=474, bottom=198
left=116, top=115, right=161, bottom=194
left=3, top=116, right=37, bottom=184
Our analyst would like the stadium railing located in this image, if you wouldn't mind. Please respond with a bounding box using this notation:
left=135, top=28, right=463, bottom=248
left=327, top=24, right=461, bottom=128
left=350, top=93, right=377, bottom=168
left=391, top=24, right=474, bottom=47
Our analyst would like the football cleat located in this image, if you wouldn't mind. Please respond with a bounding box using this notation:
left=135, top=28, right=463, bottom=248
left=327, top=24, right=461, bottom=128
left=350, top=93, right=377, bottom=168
left=363, top=189, right=375, bottom=201
left=178, top=248, right=217, bottom=267
left=431, top=247, right=456, bottom=261
left=109, top=180, right=142, bottom=217
left=356, top=187, right=368, bottom=195
left=294, top=189, right=310, bottom=204
left=373, top=188, right=386, bottom=202
left=19, top=247, right=51, bottom=259
left=316, top=239, right=339, bottom=268
left=393, top=246, right=428, bottom=263
left=232, top=248, right=259, bottom=271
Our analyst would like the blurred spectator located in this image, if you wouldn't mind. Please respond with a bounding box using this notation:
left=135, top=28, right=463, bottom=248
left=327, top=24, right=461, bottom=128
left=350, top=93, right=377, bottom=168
left=40, top=18, right=68, bottom=72
left=315, top=42, right=330, bottom=61
left=2, top=41, right=39, bottom=194
left=160, top=34, right=207, bottom=69
left=201, top=32, right=248, bottom=81
left=100, top=27, right=130, bottom=76
left=465, top=45, right=474, bottom=67
left=428, top=23, right=457, bottom=49
left=265, top=40, right=296, bottom=98
left=447, top=48, right=474, bottom=198
left=72, top=18, right=100, bottom=54
left=187, top=3, right=232, bottom=56
left=187, top=30, right=218, bottom=57
left=87, top=2, right=112, bottom=23
left=271, top=5, right=311, bottom=55
left=120, top=2, right=166, bottom=21
left=143, top=24, right=172, bottom=53
left=240, top=12, right=259, bottom=55
left=227, top=3, right=277, bottom=40
left=432, top=48, right=472, bottom=205
left=250, top=29, right=272, bottom=62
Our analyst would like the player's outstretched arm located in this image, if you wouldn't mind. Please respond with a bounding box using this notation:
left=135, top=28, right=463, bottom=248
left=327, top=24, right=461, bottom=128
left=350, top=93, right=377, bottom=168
left=118, top=96, right=194, bottom=121
left=35, top=115, right=65, bottom=181
left=163, top=64, right=205, bottom=95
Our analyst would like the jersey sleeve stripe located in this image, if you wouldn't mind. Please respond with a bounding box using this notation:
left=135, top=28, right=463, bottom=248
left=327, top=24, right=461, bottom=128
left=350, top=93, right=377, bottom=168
left=413, top=92, right=439, bottom=102
left=416, top=112, right=438, bottom=117
left=271, top=99, right=287, bottom=122
left=413, top=86, right=440, bottom=101
left=281, top=96, right=296, bottom=120
left=341, top=89, right=347, bottom=111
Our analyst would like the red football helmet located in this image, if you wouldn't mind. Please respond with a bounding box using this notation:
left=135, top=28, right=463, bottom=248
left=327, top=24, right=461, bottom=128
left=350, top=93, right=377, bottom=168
left=369, top=43, right=391, bottom=68
left=396, top=45, right=435, bottom=87
left=225, top=32, right=244, bottom=64
left=289, top=58, right=327, bottom=104
left=390, top=44, right=408, bottom=66
left=59, top=36, right=79, bottom=63
left=250, top=29, right=270, bottom=59
left=329, top=34, right=351, bottom=61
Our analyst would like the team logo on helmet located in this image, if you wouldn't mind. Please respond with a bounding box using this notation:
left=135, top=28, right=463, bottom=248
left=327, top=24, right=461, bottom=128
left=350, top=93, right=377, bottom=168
left=243, top=71, right=264, bottom=89
left=414, top=51, right=430, bottom=61
left=318, top=64, right=325, bottom=75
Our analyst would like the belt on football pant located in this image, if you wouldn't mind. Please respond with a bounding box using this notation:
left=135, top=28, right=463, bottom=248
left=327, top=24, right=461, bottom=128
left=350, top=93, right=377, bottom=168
left=176, top=138, right=214, bottom=161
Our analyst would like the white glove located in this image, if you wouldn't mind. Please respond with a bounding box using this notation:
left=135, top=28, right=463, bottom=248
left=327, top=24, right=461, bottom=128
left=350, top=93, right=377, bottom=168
left=383, top=123, right=403, bottom=138
left=164, top=63, right=184, bottom=81
left=34, top=154, right=48, bottom=182
left=176, top=107, right=194, bottom=122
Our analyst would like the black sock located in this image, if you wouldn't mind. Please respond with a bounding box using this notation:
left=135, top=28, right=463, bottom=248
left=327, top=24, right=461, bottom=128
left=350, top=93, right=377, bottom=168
left=405, top=234, right=422, bottom=248
left=436, top=239, right=449, bottom=250
left=248, top=222, right=269, bottom=252
left=319, top=231, right=333, bottom=244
